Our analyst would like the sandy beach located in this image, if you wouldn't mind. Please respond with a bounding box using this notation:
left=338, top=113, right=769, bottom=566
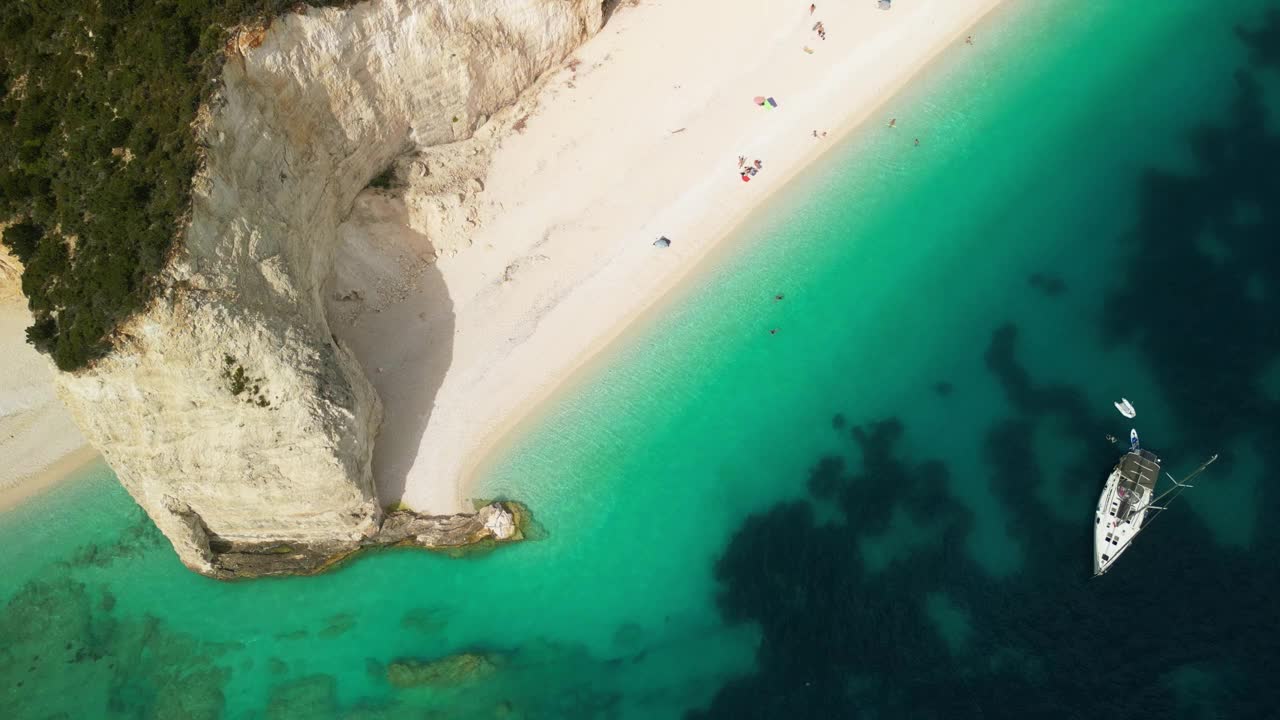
left=334, top=0, right=1004, bottom=513
left=0, top=0, right=1001, bottom=515
left=0, top=264, right=95, bottom=511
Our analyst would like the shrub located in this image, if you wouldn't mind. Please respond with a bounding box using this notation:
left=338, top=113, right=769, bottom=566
left=368, top=165, right=396, bottom=190
left=0, top=0, right=353, bottom=371
left=1, top=221, right=41, bottom=264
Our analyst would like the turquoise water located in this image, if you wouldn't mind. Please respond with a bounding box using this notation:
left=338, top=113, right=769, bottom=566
left=5, top=2, right=1280, bottom=717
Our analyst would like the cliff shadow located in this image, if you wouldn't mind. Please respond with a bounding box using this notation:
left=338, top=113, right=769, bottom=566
left=325, top=190, right=455, bottom=507
left=601, top=0, right=628, bottom=26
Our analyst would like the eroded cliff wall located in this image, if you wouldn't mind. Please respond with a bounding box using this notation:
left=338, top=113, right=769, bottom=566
left=53, top=0, right=602, bottom=575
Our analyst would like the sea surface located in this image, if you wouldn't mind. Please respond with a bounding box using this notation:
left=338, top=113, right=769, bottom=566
left=5, top=2, right=1280, bottom=718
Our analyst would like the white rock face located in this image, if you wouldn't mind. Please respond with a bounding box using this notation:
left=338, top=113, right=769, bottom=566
left=479, top=503, right=517, bottom=540
left=53, top=0, right=601, bottom=575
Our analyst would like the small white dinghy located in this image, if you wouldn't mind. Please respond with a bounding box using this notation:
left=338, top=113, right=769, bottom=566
left=1114, top=397, right=1137, bottom=418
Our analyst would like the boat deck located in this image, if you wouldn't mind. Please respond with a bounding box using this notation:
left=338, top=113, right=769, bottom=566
left=1119, top=449, right=1161, bottom=493
left=1113, top=450, right=1160, bottom=524
left=1095, top=449, right=1162, bottom=575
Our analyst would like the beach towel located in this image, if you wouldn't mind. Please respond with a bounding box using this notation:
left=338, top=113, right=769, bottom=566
left=767, top=97, right=777, bottom=108
left=753, top=96, right=765, bottom=106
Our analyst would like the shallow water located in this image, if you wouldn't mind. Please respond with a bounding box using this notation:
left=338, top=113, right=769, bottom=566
left=4, top=2, right=1280, bottom=718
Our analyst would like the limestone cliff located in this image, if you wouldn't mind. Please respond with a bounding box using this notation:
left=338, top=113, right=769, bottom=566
left=52, top=0, right=602, bottom=576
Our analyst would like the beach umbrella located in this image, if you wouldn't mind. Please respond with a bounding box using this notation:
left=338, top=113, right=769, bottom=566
left=653, top=236, right=672, bottom=248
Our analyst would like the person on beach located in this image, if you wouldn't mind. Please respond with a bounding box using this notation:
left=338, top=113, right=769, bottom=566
left=809, top=3, right=816, bottom=13
left=775, top=293, right=784, bottom=301
left=914, top=138, right=920, bottom=146
left=888, top=118, right=897, bottom=128
left=966, top=35, right=974, bottom=45
left=754, top=159, right=763, bottom=169
left=738, top=155, right=746, bottom=168
left=770, top=328, right=779, bottom=335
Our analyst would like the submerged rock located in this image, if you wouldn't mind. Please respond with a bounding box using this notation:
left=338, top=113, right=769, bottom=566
left=1, top=577, right=231, bottom=720
left=386, top=652, right=500, bottom=688
left=265, top=675, right=337, bottom=720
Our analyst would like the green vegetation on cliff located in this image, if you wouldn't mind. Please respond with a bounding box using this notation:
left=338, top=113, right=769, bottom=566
left=0, top=1, right=347, bottom=370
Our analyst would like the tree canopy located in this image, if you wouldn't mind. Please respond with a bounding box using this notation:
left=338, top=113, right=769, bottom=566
left=0, top=1, right=348, bottom=370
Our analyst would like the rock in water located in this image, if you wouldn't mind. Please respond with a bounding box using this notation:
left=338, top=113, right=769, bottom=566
left=203, top=502, right=528, bottom=579
left=479, top=504, right=517, bottom=540
left=51, top=0, right=603, bottom=577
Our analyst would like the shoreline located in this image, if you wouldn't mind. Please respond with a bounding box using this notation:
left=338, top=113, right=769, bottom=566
left=0, top=294, right=92, bottom=513
left=0, top=0, right=1009, bottom=516
left=454, top=0, right=1009, bottom=505
left=0, top=447, right=102, bottom=513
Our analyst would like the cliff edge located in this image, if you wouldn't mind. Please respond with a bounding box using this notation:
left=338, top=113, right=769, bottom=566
left=52, top=0, right=602, bottom=576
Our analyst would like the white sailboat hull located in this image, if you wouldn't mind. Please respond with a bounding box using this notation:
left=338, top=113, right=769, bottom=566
left=1093, top=450, right=1161, bottom=575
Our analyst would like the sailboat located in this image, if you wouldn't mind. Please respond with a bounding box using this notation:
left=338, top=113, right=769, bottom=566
left=1093, top=431, right=1217, bottom=576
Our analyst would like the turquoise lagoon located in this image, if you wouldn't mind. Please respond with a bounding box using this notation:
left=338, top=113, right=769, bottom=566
left=4, top=1, right=1280, bottom=717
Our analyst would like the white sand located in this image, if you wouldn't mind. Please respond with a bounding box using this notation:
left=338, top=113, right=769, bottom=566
left=341, top=0, right=1004, bottom=513
left=0, top=0, right=1002, bottom=515
left=0, top=298, right=95, bottom=511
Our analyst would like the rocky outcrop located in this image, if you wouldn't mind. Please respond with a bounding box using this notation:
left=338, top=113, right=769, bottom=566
left=51, top=0, right=602, bottom=576
left=204, top=501, right=526, bottom=579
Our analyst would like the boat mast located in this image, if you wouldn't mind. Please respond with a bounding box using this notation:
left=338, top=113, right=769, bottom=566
left=1140, top=453, right=1219, bottom=527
